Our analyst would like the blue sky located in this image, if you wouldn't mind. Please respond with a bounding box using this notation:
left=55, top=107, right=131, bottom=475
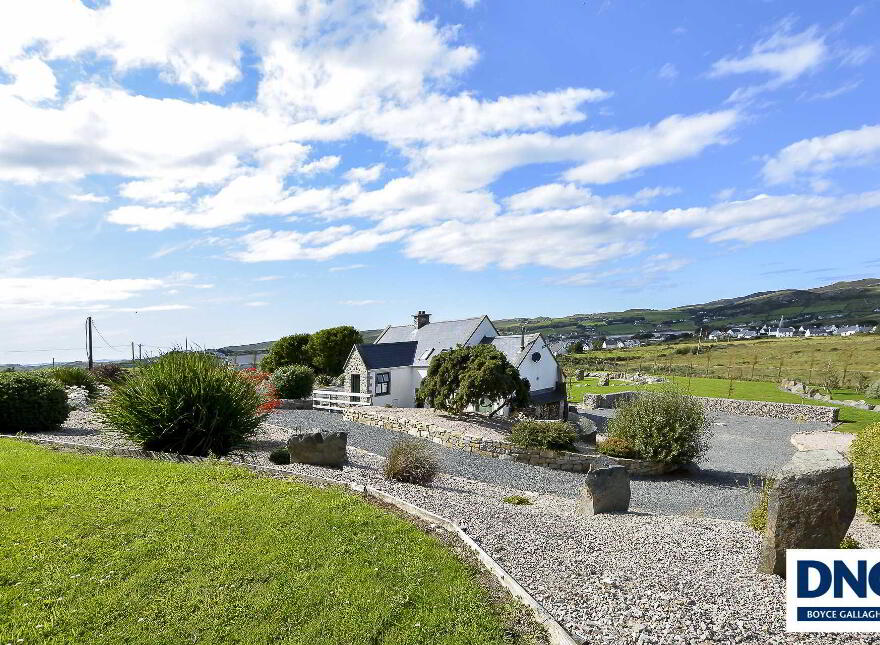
left=1, top=0, right=879, bottom=364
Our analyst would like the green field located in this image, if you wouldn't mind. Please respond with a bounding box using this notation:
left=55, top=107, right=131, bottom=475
left=567, top=376, right=880, bottom=434
left=0, top=440, right=537, bottom=645
left=561, top=335, right=880, bottom=389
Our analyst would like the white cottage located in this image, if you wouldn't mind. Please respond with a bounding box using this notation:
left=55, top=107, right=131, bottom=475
left=340, top=311, right=567, bottom=418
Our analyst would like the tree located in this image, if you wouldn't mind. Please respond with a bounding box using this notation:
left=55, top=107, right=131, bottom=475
left=306, top=326, right=363, bottom=376
left=567, top=341, right=584, bottom=354
left=591, top=337, right=605, bottom=351
left=259, top=334, right=311, bottom=373
left=417, top=345, right=529, bottom=416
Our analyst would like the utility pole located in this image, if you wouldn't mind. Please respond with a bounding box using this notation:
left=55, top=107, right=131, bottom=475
left=185, top=337, right=188, bottom=352
left=138, top=344, right=142, bottom=361
left=86, top=316, right=94, bottom=370
left=132, top=342, right=136, bottom=364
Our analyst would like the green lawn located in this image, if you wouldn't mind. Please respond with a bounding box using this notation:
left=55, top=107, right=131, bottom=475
left=0, top=440, right=536, bottom=645
left=568, top=376, right=880, bottom=434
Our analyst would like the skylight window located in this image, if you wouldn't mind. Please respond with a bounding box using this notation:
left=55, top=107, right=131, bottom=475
left=420, top=348, right=434, bottom=360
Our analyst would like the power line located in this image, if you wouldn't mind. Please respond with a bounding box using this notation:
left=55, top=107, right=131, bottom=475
left=90, top=321, right=129, bottom=350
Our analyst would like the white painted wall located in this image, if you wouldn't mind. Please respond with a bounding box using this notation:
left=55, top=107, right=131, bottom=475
left=465, top=317, right=498, bottom=345
left=517, top=336, right=559, bottom=393
left=368, top=366, right=416, bottom=407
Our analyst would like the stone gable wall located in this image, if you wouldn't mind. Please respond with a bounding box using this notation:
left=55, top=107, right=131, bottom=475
left=343, top=350, right=369, bottom=394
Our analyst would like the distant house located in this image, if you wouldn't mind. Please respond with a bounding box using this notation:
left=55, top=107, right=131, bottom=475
left=839, top=325, right=867, bottom=337
left=771, top=327, right=796, bottom=338
left=737, top=330, right=758, bottom=340
left=211, top=341, right=274, bottom=368
left=824, top=325, right=840, bottom=335
left=804, top=327, right=830, bottom=338
left=339, top=312, right=566, bottom=417
left=707, top=330, right=726, bottom=341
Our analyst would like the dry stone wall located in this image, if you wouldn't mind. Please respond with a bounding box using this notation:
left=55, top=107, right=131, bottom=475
left=343, top=407, right=673, bottom=475
left=581, top=391, right=838, bottom=423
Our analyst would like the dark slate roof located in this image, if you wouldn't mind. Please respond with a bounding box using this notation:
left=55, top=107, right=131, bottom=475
left=355, top=341, right=417, bottom=370
left=376, top=316, right=487, bottom=367
left=485, top=333, right=540, bottom=366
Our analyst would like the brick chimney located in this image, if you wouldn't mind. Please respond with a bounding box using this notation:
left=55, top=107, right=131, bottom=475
left=413, top=310, right=431, bottom=329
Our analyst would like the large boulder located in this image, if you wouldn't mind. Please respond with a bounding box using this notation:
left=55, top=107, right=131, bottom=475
left=759, top=449, right=857, bottom=577
left=287, top=431, right=347, bottom=467
left=577, top=464, right=630, bottom=515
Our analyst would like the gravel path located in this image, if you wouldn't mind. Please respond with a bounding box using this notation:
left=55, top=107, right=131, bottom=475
left=270, top=409, right=828, bottom=521
left=5, top=409, right=880, bottom=643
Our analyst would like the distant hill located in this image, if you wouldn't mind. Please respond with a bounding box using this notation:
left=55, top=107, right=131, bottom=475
left=494, top=279, right=880, bottom=339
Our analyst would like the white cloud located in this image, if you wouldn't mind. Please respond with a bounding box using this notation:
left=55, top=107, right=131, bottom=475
left=344, top=164, right=385, bottom=183
left=114, top=304, right=193, bottom=312
left=402, top=190, right=880, bottom=270
left=762, top=124, right=880, bottom=184
left=232, top=226, right=408, bottom=262
left=0, top=57, right=57, bottom=102
left=339, top=299, right=384, bottom=306
left=245, top=301, right=269, bottom=307
left=69, top=193, right=109, bottom=203
left=658, top=63, right=678, bottom=80
left=0, top=276, right=165, bottom=308
left=254, top=275, right=282, bottom=281
left=328, top=264, right=367, bottom=272
left=709, top=26, right=827, bottom=101
left=301, top=155, right=341, bottom=174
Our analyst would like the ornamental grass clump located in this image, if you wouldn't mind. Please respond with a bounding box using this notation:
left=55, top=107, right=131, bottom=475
left=91, top=363, right=128, bottom=386
left=0, top=372, right=69, bottom=432
left=45, top=366, right=98, bottom=396
left=270, top=364, right=315, bottom=399
left=509, top=420, right=577, bottom=451
left=607, top=388, right=710, bottom=465
left=384, top=438, right=438, bottom=485
left=98, top=352, right=267, bottom=456
left=851, top=423, right=880, bottom=523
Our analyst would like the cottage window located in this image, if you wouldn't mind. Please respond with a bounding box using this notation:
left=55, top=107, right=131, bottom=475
left=375, top=372, right=391, bottom=396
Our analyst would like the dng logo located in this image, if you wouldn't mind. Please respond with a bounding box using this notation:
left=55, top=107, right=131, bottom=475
left=787, top=549, right=880, bottom=632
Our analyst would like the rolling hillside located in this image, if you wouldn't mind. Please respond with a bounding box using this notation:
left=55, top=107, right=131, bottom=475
left=495, top=279, right=880, bottom=338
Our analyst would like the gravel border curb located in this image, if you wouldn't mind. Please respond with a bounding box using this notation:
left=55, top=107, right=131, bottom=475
left=2, top=434, right=576, bottom=645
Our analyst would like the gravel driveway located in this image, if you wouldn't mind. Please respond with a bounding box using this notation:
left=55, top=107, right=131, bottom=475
left=270, top=408, right=829, bottom=521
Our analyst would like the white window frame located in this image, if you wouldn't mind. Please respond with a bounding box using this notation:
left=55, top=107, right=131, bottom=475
left=375, top=372, right=391, bottom=396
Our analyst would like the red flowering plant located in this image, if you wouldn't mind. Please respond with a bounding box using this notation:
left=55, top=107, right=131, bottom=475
left=239, top=368, right=281, bottom=412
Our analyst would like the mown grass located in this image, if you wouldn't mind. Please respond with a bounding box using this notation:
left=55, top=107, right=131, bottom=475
left=568, top=376, right=880, bottom=434
left=0, top=439, right=535, bottom=645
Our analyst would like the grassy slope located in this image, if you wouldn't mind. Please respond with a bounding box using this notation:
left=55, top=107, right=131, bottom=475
left=560, top=335, right=880, bottom=385
left=0, top=440, right=529, bottom=645
left=567, top=376, right=880, bottom=434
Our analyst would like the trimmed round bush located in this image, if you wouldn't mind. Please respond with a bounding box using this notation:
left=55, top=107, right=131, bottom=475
left=867, top=380, right=880, bottom=400
left=97, top=352, right=265, bottom=456
left=852, top=423, right=880, bottom=523
left=0, top=372, right=69, bottom=432
left=607, top=389, right=710, bottom=465
left=270, top=364, right=315, bottom=399
left=44, top=366, right=98, bottom=396
left=384, top=438, right=438, bottom=485
left=597, top=436, right=639, bottom=459
left=509, top=420, right=577, bottom=451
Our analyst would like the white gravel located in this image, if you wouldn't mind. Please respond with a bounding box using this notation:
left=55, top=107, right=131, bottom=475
left=5, top=409, right=880, bottom=644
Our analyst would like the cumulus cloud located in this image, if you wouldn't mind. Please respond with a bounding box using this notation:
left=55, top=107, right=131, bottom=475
left=0, top=276, right=165, bottom=308
left=232, top=226, right=408, bottom=262
left=762, top=124, right=880, bottom=185
left=69, top=193, right=109, bottom=203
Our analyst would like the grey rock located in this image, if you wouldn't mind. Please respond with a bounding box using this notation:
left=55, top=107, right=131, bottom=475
left=578, top=464, right=631, bottom=515
left=791, top=382, right=805, bottom=394
left=597, top=373, right=610, bottom=387
left=287, top=431, right=347, bottom=467
left=759, top=449, right=856, bottom=577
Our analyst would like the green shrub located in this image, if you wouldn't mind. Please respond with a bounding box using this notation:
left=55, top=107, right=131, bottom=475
left=607, top=389, right=710, bottom=465
left=597, top=436, right=639, bottom=459
left=269, top=447, right=290, bottom=465
left=852, top=423, right=880, bottom=523
left=867, top=380, right=880, bottom=400
left=270, top=364, right=315, bottom=399
left=259, top=334, right=311, bottom=373
left=502, top=495, right=532, bottom=505
left=314, top=374, right=333, bottom=387
left=0, top=372, right=69, bottom=432
left=97, top=352, right=265, bottom=456
left=91, top=363, right=127, bottom=386
left=384, top=438, right=438, bottom=485
left=840, top=536, right=861, bottom=549
left=747, top=478, right=774, bottom=532
left=45, top=366, right=98, bottom=396
left=509, top=420, right=577, bottom=451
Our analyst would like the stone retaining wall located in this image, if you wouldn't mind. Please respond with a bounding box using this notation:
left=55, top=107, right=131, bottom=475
left=343, top=408, right=672, bottom=476
left=581, top=391, right=839, bottom=423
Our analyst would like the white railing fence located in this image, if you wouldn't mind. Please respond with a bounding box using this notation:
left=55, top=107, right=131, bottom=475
left=312, top=389, right=372, bottom=411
